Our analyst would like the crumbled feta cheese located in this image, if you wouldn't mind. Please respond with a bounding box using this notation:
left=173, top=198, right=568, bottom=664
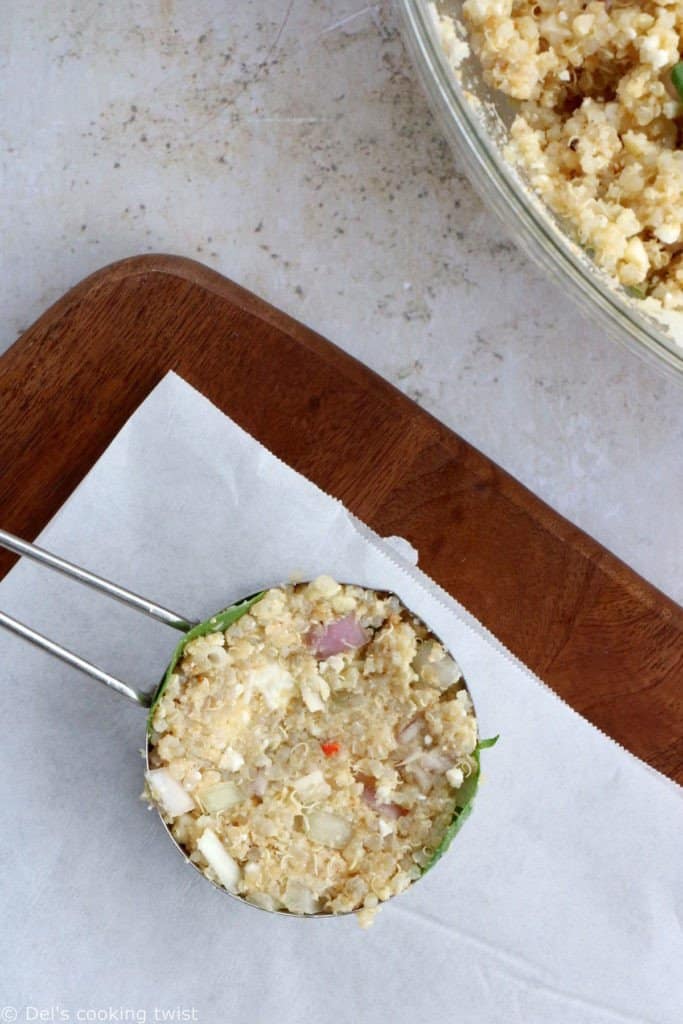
left=219, top=747, right=245, bottom=772
left=655, top=223, right=680, bottom=245
left=246, top=663, right=294, bottom=710
left=307, top=575, right=341, bottom=599
left=446, top=767, right=465, bottom=789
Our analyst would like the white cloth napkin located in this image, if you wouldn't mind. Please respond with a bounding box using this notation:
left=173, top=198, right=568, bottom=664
left=0, top=372, right=680, bottom=1024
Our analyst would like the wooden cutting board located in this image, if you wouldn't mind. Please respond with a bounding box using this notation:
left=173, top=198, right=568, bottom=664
left=1, top=255, right=681, bottom=783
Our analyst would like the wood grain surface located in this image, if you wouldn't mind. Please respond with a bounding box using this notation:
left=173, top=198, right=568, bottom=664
left=0, top=255, right=681, bottom=782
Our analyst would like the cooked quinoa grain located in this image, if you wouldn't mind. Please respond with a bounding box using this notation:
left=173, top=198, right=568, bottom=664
left=435, top=1, right=683, bottom=307
left=145, top=578, right=478, bottom=924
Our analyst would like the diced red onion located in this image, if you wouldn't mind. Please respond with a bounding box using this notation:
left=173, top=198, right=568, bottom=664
left=420, top=751, right=452, bottom=773
left=360, top=777, right=408, bottom=820
left=307, top=809, right=352, bottom=849
left=306, top=614, right=369, bottom=659
left=397, top=718, right=422, bottom=745
left=410, top=765, right=433, bottom=792
left=249, top=770, right=268, bottom=797
left=377, top=801, right=407, bottom=821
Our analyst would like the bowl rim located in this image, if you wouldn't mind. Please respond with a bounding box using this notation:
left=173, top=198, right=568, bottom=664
left=398, top=0, right=683, bottom=381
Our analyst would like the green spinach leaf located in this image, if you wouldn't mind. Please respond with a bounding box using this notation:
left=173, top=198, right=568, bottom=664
left=422, top=734, right=499, bottom=874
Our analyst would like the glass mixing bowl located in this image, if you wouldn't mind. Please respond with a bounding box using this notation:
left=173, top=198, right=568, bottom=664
left=398, top=0, right=683, bottom=380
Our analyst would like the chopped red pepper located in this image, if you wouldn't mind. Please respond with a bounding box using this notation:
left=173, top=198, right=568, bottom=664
left=321, top=740, right=341, bottom=757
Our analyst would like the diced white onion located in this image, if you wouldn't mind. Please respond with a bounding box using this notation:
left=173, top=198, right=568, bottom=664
left=247, top=891, right=283, bottom=912
left=145, top=768, right=195, bottom=818
left=283, top=881, right=321, bottom=915
left=446, top=766, right=464, bottom=789
left=197, top=827, right=241, bottom=891
left=307, top=809, right=352, bottom=849
left=301, top=684, right=325, bottom=713
left=294, top=770, right=331, bottom=803
left=413, top=640, right=462, bottom=690
left=378, top=819, right=394, bottom=838
left=201, top=781, right=244, bottom=813
left=431, top=655, right=462, bottom=689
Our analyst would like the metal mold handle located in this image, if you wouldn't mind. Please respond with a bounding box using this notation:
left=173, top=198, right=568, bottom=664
left=0, top=529, right=197, bottom=706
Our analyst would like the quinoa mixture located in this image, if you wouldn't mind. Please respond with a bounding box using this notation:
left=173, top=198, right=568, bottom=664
left=435, top=1, right=683, bottom=308
left=145, top=577, right=478, bottom=925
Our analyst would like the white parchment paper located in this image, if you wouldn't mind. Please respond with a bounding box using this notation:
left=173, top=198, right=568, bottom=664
left=0, top=373, right=680, bottom=1024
